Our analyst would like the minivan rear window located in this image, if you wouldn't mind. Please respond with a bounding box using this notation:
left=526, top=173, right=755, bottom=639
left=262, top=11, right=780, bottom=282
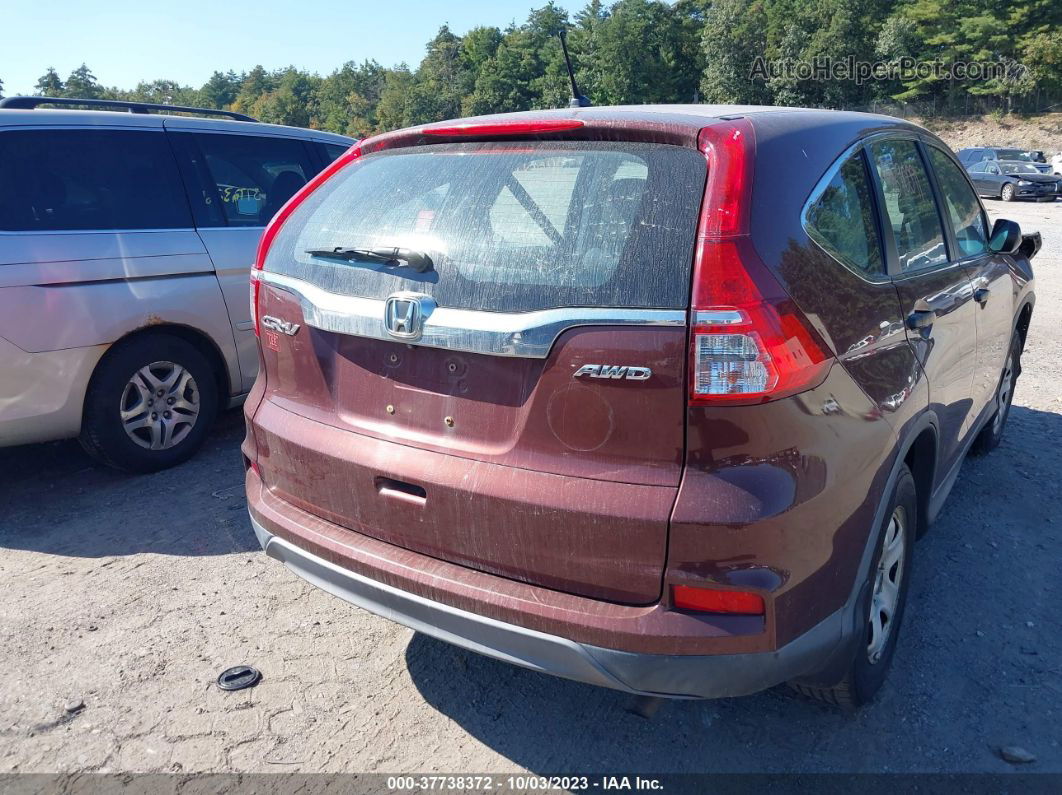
left=265, top=142, right=706, bottom=311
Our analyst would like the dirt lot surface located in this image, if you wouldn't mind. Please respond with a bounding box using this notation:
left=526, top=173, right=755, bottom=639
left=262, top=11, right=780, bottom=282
left=2, top=201, right=1061, bottom=776
left=915, top=111, right=1062, bottom=155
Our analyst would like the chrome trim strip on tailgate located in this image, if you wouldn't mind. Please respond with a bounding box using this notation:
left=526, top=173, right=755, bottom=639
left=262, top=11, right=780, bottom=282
left=259, top=270, right=687, bottom=358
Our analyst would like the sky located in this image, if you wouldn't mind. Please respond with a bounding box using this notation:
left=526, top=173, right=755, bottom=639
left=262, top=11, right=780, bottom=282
left=1, top=0, right=586, bottom=96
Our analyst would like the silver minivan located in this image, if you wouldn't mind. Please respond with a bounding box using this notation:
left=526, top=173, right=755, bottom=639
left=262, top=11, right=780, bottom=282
left=0, top=97, right=353, bottom=471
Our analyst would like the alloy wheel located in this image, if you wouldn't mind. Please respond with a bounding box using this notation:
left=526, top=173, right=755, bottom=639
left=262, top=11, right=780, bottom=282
left=119, top=361, right=201, bottom=451
left=993, top=349, right=1015, bottom=434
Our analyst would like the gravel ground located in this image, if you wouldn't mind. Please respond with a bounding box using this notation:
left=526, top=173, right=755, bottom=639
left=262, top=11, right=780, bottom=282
left=1, top=200, right=1060, bottom=776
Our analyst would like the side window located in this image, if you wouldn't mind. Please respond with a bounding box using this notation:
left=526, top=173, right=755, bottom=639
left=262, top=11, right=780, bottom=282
left=987, top=164, right=1000, bottom=176
left=804, top=151, right=884, bottom=277
left=0, top=129, right=191, bottom=232
left=322, top=143, right=350, bottom=162
left=968, top=162, right=987, bottom=174
left=926, top=147, right=988, bottom=258
left=868, top=140, right=949, bottom=273
left=191, top=134, right=315, bottom=227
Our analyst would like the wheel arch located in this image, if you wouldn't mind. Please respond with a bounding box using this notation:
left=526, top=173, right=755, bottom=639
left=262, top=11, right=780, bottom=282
left=900, top=422, right=938, bottom=540
left=1016, top=301, right=1033, bottom=348
left=87, top=323, right=233, bottom=404
left=795, top=413, right=938, bottom=688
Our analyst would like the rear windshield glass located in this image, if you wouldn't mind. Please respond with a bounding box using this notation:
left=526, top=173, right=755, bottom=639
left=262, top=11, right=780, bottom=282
left=265, top=141, right=706, bottom=311
left=996, top=149, right=1032, bottom=162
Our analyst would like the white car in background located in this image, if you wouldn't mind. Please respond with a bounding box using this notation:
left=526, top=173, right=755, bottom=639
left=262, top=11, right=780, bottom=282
left=0, top=96, right=353, bottom=471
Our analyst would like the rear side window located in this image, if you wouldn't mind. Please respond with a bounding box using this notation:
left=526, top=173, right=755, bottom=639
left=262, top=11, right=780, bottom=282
left=868, top=140, right=948, bottom=273
left=322, top=143, right=350, bottom=162
left=0, top=129, right=190, bottom=232
left=804, top=152, right=884, bottom=277
left=187, top=134, right=315, bottom=227
left=266, top=142, right=706, bottom=311
left=926, top=147, right=988, bottom=258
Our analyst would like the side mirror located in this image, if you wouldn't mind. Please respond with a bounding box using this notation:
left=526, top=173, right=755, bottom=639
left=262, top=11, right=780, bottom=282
left=1019, top=231, right=1042, bottom=260
left=989, top=218, right=1022, bottom=255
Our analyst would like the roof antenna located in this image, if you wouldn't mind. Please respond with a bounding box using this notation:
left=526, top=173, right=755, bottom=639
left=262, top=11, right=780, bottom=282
left=558, top=30, right=591, bottom=108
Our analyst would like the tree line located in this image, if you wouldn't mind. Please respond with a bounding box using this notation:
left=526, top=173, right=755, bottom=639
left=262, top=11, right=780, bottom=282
left=6, top=0, right=1061, bottom=136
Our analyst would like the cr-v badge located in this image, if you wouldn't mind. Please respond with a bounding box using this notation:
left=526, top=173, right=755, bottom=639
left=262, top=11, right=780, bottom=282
left=573, top=364, right=652, bottom=381
left=260, top=316, right=300, bottom=335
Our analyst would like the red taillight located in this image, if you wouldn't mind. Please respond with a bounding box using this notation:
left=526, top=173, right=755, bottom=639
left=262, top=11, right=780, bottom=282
left=250, top=269, right=262, bottom=338
left=422, top=119, right=585, bottom=137
left=672, top=585, right=765, bottom=615
left=252, top=142, right=364, bottom=335
left=689, top=120, right=831, bottom=405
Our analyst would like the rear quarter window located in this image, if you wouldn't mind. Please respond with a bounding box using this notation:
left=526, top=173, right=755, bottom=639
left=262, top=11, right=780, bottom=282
left=804, top=151, right=884, bottom=278
left=264, top=141, right=706, bottom=312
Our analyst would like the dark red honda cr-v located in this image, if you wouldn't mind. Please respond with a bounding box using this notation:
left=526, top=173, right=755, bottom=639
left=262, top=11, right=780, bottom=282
left=243, top=105, right=1036, bottom=707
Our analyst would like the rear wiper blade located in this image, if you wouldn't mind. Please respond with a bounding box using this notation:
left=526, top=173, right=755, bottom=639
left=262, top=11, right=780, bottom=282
left=305, top=246, right=434, bottom=273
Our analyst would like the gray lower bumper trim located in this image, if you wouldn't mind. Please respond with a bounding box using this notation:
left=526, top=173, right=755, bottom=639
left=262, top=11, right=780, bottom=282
left=251, top=516, right=844, bottom=699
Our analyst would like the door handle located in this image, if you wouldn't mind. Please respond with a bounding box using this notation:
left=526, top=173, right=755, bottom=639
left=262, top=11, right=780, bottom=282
left=906, top=309, right=936, bottom=330
left=974, top=287, right=991, bottom=305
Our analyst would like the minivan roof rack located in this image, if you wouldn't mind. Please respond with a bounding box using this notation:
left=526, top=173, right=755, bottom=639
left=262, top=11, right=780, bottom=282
left=0, top=96, right=257, bottom=122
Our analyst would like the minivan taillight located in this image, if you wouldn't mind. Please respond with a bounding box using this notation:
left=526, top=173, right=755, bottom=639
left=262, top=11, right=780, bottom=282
left=251, top=142, right=364, bottom=335
left=689, top=120, right=831, bottom=405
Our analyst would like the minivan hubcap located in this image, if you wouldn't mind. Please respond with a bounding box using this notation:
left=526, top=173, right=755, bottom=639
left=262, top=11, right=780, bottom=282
left=993, top=351, right=1015, bottom=434
left=867, top=506, right=906, bottom=664
left=120, top=361, right=200, bottom=450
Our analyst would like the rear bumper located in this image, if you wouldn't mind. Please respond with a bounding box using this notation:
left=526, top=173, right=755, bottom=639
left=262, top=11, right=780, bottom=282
left=0, top=336, right=107, bottom=447
left=249, top=511, right=846, bottom=700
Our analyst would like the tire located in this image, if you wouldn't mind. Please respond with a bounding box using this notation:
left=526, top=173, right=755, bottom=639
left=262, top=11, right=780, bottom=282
left=971, top=333, right=1021, bottom=456
left=1001, top=183, right=1016, bottom=202
left=790, top=465, right=916, bottom=709
left=79, top=334, right=219, bottom=473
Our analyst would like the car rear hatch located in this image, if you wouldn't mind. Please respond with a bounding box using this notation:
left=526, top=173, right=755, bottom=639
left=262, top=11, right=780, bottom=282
left=251, top=132, right=707, bottom=604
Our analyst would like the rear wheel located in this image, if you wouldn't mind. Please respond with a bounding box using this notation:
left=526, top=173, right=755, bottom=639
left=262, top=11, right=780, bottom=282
left=790, top=465, right=916, bottom=709
left=1001, top=183, right=1016, bottom=202
left=972, top=333, right=1021, bottom=455
left=79, top=334, right=219, bottom=473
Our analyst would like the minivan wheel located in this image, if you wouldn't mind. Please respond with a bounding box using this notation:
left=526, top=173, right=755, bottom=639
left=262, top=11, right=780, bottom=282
left=971, top=334, right=1021, bottom=456
left=1000, top=183, right=1016, bottom=202
left=790, top=465, right=916, bottom=709
left=79, top=334, right=219, bottom=473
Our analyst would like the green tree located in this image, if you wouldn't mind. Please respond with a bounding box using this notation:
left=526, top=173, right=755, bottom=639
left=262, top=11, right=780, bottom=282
left=701, top=0, right=771, bottom=104
left=375, top=66, right=415, bottom=131
left=123, top=79, right=200, bottom=105
left=64, top=63, right=101, bottom=99
left=406, top=25, right=469, bottom=124
left=1022, top=30, right=1062, bottom=95
left=252, top=68, right=319, bottom=127
left=233, top=65, right=275, bottom=114
left=35, top=67, right=64, bottom=97
left=200, top=70, right=241, bottom=108
left=586, top=0, right=701, bottom=105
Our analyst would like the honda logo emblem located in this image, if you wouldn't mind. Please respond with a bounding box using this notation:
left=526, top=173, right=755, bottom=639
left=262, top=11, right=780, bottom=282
left=383, top=292, right=434, bottom=340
